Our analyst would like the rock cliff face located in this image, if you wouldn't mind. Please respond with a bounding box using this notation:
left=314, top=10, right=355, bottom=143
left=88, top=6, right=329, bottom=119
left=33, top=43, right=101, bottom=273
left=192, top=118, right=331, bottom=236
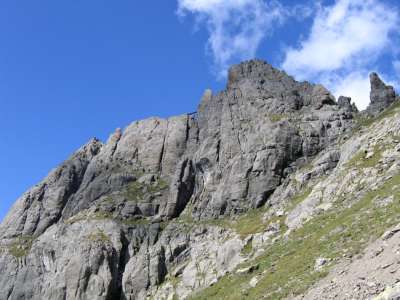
left=367, top=72, right=397, bottom=116
left=0, top=59, right=399, bottom=300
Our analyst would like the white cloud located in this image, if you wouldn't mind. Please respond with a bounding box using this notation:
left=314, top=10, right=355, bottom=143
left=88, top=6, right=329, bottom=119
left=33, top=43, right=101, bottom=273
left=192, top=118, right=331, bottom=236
left=282, top=0, right=399, bottom=110
left=330, top=71, right=398, bottom=109
left=178, top=0, right=399, bottom=109
left=328, top=72, right=371, bottom=109
left=177, top=0, right=286, bottom=78
left=283, top=0, right=398, bottom=77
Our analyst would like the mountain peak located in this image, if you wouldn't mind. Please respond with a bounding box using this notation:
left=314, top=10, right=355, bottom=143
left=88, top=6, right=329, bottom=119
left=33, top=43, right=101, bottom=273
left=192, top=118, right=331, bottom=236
left=227, top=59, right=292, bottom=89
left=2, top=60, right=400, bottom=300
left=367, top=72, right=397, bottom=115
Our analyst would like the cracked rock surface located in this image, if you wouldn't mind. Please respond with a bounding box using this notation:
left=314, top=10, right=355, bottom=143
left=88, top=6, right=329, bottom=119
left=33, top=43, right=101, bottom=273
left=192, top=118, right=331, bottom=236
left=1, top=59, right=399, bottom=300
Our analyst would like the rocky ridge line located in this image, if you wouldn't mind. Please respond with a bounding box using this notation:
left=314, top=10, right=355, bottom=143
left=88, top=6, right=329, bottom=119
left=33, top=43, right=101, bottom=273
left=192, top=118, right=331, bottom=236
left=0, top=60, right=398, bottom=300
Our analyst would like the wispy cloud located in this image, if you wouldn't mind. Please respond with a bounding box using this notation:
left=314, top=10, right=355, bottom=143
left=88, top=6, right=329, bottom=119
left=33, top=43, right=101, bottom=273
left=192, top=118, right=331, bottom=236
left=177, top=0, right=399, bottom=109
left=324, top=71, right=371, bottom=109
left=282, top=0, right=399, bottom=109
left=177, top=0, right=287, bottom=78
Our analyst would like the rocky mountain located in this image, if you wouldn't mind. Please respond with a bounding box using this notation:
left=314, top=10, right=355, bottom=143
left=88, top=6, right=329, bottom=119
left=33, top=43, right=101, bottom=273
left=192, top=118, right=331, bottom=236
left=0, top=59, right=399, bottom=300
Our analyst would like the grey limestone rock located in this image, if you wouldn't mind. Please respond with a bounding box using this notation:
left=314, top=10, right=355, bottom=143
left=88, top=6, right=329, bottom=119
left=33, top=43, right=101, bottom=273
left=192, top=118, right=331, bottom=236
left=338, top=96, right=358, bottom=112
left=191, top=60, right=355, bottom=219
left=367, top=72, right=397, bottom=116
left=0, top=59, right=373, bottom=299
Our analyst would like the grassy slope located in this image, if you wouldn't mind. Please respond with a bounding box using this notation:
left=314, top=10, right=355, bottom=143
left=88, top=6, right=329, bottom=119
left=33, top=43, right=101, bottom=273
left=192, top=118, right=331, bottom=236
left=190, top=105, right=400, bottom=299
left=190, top=173, right=400, bottom=299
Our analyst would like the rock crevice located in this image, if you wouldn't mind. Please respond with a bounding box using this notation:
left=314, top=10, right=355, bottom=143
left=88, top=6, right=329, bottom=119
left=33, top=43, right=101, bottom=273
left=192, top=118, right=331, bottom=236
left=1, top=59, right=398, bottom=300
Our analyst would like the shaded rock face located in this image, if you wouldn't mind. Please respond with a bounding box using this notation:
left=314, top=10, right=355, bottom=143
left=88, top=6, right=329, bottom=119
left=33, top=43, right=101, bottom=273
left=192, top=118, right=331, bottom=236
left=0, top=139, right=103, bottom=239
left=192, top=60, right=354, bottom=218
left=367, top=72, right=397, bottom=115
left=0, top=60, right=360, bottom=299
left=338, top=96, right=358, bottom=113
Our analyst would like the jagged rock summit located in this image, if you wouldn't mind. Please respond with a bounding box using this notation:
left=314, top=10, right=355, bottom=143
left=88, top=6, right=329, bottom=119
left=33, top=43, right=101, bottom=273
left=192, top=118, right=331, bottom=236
left=367, top=72, right=397, bottom=115
left=0, top=59, right=399, bottom=300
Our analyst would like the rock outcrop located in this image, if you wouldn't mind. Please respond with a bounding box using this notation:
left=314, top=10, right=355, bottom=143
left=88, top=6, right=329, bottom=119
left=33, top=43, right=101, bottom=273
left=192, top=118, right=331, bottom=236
left=192, top=60, right=354, bottom=218
left=367, top=72, right=397, bottom=115
left=1, top=59, right=398, bottom=300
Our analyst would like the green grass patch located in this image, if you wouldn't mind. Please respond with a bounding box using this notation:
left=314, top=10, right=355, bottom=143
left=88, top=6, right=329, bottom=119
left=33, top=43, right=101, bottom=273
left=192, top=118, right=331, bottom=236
left=8, top=235, right=34, bottom=258
left=126, top=178, right=169, bottom=202
left=121, top=218, right=151, bottom=226
left=345, top=144, right=388, bottom=170
left=355, top=101, right=400, bottom=129
left=65, top=208, right=158, bottom=229
left=150, top=178, right=169, bottom=192
left=190, top=173, right=400, bottom=300
left=177, top=203, right=195, bottom=224
left=92, top=211, right=113, bottom=220
left=126, top=181, right=145, bottom=202
left=241, top=239, right=253, bottom=256
left=286, top=188, right=312, bottom=212
left=102, top=196, right=114, bottom=204
left=65, top=210, right=113, bottom=225
left=174, top=207, right=268, bottom=238
left=346, top=151, right=375, bottom=169
left=269, top=114, right=287, bottom=123
left=233, top=208, right=269, bottom=237
left=230, top=187, right=311, bottom=238
left=87, top=230, right=111, bottom=243
left=176, top=187, right=311, bottom=239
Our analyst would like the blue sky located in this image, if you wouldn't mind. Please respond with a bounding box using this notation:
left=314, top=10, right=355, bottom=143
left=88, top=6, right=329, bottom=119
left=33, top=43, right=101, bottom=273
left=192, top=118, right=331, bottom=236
left=0, top=0, right=399, bottom=221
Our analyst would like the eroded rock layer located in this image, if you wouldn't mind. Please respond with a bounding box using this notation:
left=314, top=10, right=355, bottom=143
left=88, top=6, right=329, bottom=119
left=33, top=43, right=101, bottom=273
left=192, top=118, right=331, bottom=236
left=0, top=59, right=398, bottom=300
